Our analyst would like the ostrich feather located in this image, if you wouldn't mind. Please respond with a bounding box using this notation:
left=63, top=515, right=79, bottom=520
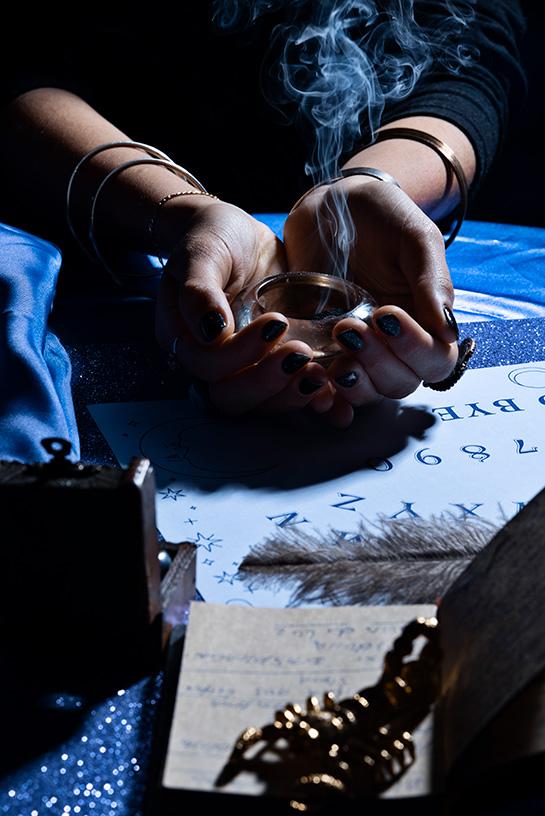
left=239, top=515, right=499, bottom=606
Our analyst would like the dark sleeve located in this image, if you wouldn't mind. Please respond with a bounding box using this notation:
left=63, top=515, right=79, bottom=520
left=379, top=0, right=527, bottom=189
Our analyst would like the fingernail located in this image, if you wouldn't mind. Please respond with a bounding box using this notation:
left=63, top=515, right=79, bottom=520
left=282, top=352, right=311, bottom=374
left=261, top=319, right=288, bottom=342
left=443, top=305, right=459, bottom=340
left=335, top=371, right=359, bottom=388
left=299, top=378, right=325, bottom=395
left=376, top=314, right=401, bottom=337
left=200, top=311, right=227, bottom=342
left=337, top=329, right=365, bottom=351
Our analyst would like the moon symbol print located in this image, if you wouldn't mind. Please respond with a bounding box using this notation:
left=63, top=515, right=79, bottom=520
left=508, top=367, right=545, bottom=389
left=138, top=418, right=279, bottom=480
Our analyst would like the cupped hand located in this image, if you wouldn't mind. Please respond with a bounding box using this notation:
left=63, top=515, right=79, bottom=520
left=283, top=177, right=459, bottom=423
left=155, top=198, right=332, bottom=415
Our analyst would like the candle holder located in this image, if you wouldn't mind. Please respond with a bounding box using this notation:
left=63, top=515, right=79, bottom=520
left=232, top=271, right=376, bottom=364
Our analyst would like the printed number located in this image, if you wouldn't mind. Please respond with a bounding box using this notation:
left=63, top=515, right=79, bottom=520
left=461, top=444, right=490, bottom=462
left=366, top=457, right=393, bottom=472
left=415, top=448, right=442, bottom=466
left=514, top=438, right=538, bottom=454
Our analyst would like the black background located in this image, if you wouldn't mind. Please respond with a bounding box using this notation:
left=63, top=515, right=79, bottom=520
left=468, top=2, right=545, bottom=228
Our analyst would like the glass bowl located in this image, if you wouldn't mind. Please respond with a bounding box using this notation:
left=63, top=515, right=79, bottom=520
left=231, top=271, right=376, bottom=364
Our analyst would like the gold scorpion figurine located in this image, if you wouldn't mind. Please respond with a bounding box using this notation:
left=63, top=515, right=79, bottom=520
left=217, top=616, right=440, bottom=811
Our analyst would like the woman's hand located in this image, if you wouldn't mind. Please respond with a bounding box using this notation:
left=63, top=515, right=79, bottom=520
left=156, top=198, right=332, bottom=415
left=283, top=176, right=459, bottom=425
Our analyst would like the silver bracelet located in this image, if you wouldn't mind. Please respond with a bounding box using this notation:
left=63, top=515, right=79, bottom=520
left=88, top=157, right=209, bottom=285
left=66, top=140, right=175, bottom=260
left=289, top=166, right=401, bottom=212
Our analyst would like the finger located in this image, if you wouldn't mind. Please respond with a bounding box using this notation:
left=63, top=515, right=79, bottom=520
left=322, top=392, right=355, bottom=429
left=208, top=340, right=314, bottom=414
left=169, top=239, right=234, bottom=346
left=327, top=357, right=382, bottom=408
left=397, top=214, right=457, bottom=343
left=165, top=203, right=251, bottom=345
left=256, top=362, right=330, bottom=416
left=156, top=272, right=298, bottom=382
left=182, top=312, right=295, bottom=382
left=334, top=317, right=421, bottom=400
left=307, top=382, right=336, bottom=414
left=156, top=271, right=293, bottom=381
left=371, top=305, right=458, bottom=382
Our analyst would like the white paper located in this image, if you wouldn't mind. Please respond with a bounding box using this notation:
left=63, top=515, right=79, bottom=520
left=162, top=601, right=436, bottom=798
left=89, top=361, right=545, bottom=607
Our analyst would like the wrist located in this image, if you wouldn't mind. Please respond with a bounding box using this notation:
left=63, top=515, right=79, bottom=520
left=150, top=190, right=220, bottom=258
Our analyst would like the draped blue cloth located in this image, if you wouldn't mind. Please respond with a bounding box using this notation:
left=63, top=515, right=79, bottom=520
left=0, top=222, right=79, bottom=462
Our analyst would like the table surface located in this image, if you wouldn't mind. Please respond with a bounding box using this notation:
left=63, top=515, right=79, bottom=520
left=2, top=218, right=545, bottom=815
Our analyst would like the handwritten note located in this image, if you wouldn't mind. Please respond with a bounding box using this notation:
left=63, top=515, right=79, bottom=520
left=89, top=361, right=545, bottom=606
left=162, top=601, right=436, bottom=798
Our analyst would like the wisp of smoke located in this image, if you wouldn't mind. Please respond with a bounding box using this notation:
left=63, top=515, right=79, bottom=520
left=212, top=0, right=477, bottom=277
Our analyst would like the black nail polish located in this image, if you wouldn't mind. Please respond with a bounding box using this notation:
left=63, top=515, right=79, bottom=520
left=335, top=371, right=359, bottom=388
left=200, top=311, right=227, bottom=342
left=261, top=319, right=288, bottom=342
left=376, top=314, right=401, bottom=337
left=282, top=352, right=311, bottom=374
left=299, top=378, right=325, bottom=395
left=443, top=305, right=459, bottom=340
left=337, top=329, right=365, bottom=351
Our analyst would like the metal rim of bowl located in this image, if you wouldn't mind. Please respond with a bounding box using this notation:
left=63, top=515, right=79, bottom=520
left=255, top=272, right=364, bottom=312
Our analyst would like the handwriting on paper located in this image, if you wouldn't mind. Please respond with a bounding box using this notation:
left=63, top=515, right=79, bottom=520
left=162, top=602, right=436, bottom=798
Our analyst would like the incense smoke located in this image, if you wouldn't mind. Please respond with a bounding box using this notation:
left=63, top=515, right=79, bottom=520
left=213, top=1, right=477, bottom=276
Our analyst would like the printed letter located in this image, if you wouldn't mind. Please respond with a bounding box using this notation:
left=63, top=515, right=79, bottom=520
left=390, top=502, right=420, bottom=519
left=493, top=398, right=523, bottom=413
left=466, top=403, right=495, bottom=418
left=331, top=493, right=365, bottom=511
left=432, top=406, right=462, bottom=421
left=267, top=512, right=309, bottom=528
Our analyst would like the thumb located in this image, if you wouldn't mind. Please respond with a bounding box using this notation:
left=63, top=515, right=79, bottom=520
left=166, top=222, right=235, bottom=346
left=401, top=223, right=458, bottom=345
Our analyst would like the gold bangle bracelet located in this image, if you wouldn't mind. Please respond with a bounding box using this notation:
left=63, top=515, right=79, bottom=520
left=373, top=127, right=469, bottom=248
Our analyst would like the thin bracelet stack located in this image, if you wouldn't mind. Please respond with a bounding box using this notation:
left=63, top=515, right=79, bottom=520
left=373, top=127, right=469, bottom=248
left=289, top=130, right=474, bottom=391
left=65, top=140, right=213, bottom=284
left=290, top=128, right=468, bottom=249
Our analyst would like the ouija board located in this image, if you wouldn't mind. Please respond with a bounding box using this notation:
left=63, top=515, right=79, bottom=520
left=89, top=357, right=545, bottom=607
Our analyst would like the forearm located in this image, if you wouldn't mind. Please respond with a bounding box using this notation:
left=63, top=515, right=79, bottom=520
left=0, top=87, right=202, bottom=254
left=342, top=115, right=477, bottom=223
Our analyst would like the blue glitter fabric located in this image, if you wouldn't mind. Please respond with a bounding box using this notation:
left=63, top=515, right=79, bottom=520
left=0, top=677, right=163, bottom=816
left=1, top=218, right=545, bottom=815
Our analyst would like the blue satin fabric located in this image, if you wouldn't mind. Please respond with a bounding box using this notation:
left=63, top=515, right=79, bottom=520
left=0, top=222, right=79, bottom=462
